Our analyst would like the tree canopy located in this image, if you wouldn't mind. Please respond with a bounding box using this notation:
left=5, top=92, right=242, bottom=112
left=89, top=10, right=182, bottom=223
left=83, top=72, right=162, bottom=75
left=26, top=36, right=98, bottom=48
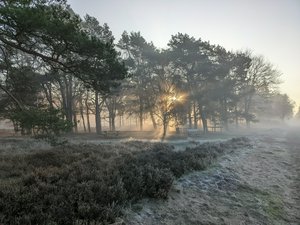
left=0, top=0, right=127, bottom=92
left=0, top=0, right=294, bottom=139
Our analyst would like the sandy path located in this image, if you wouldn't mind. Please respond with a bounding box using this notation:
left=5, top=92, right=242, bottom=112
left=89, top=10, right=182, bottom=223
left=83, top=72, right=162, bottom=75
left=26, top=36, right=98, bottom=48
left=124, top=128, right=300, bottom=225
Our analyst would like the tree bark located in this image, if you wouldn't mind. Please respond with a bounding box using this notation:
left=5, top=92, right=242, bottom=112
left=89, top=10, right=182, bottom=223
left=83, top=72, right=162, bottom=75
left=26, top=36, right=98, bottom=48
left=244, top=95, right=253, bottom=128
left=79, top=101, right=86, bottom=132
left=42, top=82, right=54, bottom=108
left=161, top=113, right=168, bottom=140
left=95, top=91, right=102, bottom=134
left=199, top=105, right=208, bottom=133
left=106, top=97, right=117, bottom=131
left=84, top=92, right=91, bottom=133
left=139, top=97, right=143, bottom=131
left=73, top=109, right=78, bottom=133
left=58, top=76, right=73, bottom=132
left=193, top=102, right=198, bottom=129
left=188, top=103, right=192, bottom=129
left=111, top=116, right=116, bottom=131
left=149, top=110, right=157, bottom=130
left=221, top=98, right=229, bottom=130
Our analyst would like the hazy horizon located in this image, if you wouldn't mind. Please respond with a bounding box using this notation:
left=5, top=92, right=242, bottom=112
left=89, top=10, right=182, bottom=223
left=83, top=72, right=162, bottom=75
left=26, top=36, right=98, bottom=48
left=68, top=0, right=300, bottom=110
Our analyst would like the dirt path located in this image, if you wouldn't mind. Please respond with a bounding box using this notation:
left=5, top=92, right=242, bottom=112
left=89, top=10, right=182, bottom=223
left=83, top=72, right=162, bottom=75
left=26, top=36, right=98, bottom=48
left=124, top=128, right=300, bottom=225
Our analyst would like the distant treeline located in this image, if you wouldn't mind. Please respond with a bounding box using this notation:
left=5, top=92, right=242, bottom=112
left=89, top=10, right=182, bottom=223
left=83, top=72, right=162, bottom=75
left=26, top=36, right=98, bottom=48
left=0, top=0, right=295, bottom=138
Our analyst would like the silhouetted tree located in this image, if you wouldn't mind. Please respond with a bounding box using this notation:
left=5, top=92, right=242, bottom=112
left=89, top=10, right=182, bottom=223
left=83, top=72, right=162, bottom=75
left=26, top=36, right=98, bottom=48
left=272, top=94, right=294, bottom=120
left=168, top=33, right=213, bottom=131
left=0, top=1, right=127, bottom=135
left=118, top=31, right=158, bottom=130
left=240, top=53, right=281, bottom=126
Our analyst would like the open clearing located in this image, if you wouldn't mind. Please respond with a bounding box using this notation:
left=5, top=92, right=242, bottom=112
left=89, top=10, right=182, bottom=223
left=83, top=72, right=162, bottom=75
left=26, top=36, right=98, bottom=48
left=124, top=128, right=300, bottom=225
left=0, top=127, right=299, bottom=225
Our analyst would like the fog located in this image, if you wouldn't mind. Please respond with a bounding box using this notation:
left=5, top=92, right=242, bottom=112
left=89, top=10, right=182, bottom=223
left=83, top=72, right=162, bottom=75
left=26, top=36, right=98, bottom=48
left=0, top=1, right=299, bottom=224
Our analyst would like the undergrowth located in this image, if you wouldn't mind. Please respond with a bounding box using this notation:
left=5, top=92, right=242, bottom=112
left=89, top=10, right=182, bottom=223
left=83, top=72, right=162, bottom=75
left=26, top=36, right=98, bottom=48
left=0, top=137, right=251, bottom=225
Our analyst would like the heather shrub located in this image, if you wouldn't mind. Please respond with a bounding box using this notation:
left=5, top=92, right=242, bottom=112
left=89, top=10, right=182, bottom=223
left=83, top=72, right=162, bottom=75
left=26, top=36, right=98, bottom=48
left=120, top=161, right=174, bottom=200
left=0, top=152, right=127, bottom=225
left=0, top=137, right=251, bottom=224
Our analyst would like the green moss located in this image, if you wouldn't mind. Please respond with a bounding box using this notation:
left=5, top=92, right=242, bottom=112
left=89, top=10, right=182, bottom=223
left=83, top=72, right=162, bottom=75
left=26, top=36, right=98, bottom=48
left=237, top=184, right=285, bottom=223
left=260, top=193, right=284, bottom=221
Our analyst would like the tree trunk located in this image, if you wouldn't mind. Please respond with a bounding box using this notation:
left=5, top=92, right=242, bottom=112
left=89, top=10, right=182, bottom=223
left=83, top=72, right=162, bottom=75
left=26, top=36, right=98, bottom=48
left=84, top=92, right=91, bottom=133
left=108, top=109, right=116, bottom=131
left=86, top=109, right=91, bottom=133
left=58, top=76, right=73, bottom=132
left=221, top=98, right=229, bottom=130
left=193, top=102, right=198, bottom=129
left=244, top=93, right=253, bottom=128
left=95, top=91, right=102, bottom=134
left=149, top=110, right=157, bottom=130
left=48, top=83, right=53, bottom=108
left=65, top=76, right=73, bottom=128
left=161, top=113, right=168, bottom=140
left=106, top=97, right=117, bottom=132
left=139, top=98, right=143, bottom=131
left=111, top=116, right=116, bottom=131
left=199, top=105, right=208, bottom=133
left=139, top=112, right=143, bottom=131
left=188, top=109, right=192, bottom=129
left=73, top=110, right=78, bottom=133
left=109, top=116, right=112, bottom=131
left=42, top=82, right=53, bottom=108
left=80, top=102, right=86, bottom=132
left=58, top=79, right=67, bottom=119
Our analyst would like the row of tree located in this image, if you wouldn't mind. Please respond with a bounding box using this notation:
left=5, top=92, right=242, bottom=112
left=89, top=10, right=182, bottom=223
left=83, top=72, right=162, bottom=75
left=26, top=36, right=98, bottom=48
left=0, top=0, right=295, bottom=139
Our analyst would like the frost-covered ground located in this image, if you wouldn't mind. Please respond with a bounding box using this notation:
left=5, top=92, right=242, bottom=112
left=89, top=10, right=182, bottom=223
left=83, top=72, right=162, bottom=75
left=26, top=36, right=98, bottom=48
left=0, top=127, right=299, bottom=225
left=123, top=127, right=300, bottom=225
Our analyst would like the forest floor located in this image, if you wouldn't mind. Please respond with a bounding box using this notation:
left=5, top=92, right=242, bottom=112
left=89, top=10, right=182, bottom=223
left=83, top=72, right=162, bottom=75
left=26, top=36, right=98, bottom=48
left=123, top=127, right=300, bottom=225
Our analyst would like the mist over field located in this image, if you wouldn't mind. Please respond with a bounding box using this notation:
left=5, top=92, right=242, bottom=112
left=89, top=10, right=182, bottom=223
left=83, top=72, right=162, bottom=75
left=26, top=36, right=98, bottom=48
left=0, top=0, right=299, bottom=224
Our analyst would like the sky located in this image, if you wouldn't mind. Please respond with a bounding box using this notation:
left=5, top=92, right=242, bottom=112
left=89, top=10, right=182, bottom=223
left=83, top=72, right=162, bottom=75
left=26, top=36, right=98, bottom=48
left=68, top=0, right=300, bottom=109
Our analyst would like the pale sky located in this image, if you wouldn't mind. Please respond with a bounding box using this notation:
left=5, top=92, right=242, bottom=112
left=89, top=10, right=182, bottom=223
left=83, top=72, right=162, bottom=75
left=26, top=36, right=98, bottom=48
left=68, top=0, right=300, bottom=108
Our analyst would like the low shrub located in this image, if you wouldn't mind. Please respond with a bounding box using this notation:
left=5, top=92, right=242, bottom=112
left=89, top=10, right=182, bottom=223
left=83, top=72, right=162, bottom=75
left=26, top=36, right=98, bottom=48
left=0, top=138, right=251, bottom=224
